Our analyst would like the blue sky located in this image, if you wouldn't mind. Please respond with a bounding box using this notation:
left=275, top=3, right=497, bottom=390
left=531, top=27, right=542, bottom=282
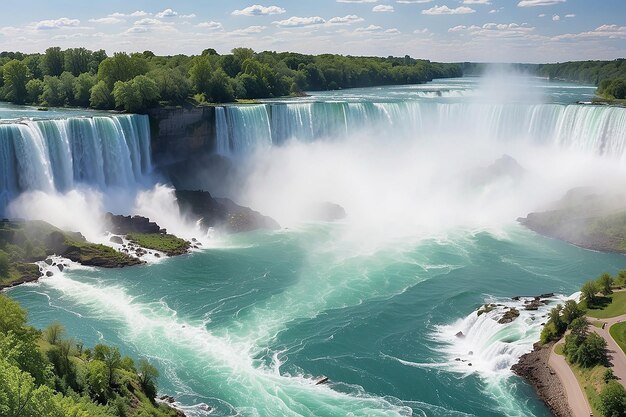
left=0, top=0, right=624, bottom=62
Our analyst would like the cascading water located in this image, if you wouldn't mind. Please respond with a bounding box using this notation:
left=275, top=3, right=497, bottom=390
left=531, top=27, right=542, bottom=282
left=0, top=114, right=152, bottom=215
left=214, top=101, right=626, bottom=158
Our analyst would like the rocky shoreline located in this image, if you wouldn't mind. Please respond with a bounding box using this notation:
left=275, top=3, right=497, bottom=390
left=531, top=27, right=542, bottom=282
left=512, top=342, right=573, bottom=417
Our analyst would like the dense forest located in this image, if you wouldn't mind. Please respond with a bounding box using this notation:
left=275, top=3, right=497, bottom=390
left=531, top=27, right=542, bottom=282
left=0, top=293, right=179, bottom=417
left=461, top=60, right=626, bottom=99
left=0, top=47, right=462, bottom=112
left=535, top=59, right=626, bottom=99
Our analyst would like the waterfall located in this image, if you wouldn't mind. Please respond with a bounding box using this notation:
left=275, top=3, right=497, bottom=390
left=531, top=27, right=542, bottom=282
left=214, top=102, right=626, bottom=159
left=0, top=114, right=152, bottom=215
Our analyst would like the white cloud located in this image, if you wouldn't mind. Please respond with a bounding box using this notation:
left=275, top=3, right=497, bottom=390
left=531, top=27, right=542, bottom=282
left=552, top=14, right=560, bottom=21
left=355, top=24, right=383, bottom=32
left=180, top=14, right=197, bottom=19
left=462, top=0, right=491, bottom=4
left=109, top=11, right=149, bottom=18
left=232, top=5, right=286, bottom=16
left=422, top=5, right=476, bottom=15
left=134, top=18, right=163, bottom=26
left=373, top=5, right=395, bottom=12
left=413, top=28, right=430, bottom=34
left=156, top=9, right=178, bottom=18
left=328, top=15, right=365, bottom=25
left=385, top=28, right=401, bottom=34
left=397, top=0, right=432, bottom=3
left=272, top=16, right=326, bottom=27
left=126, top=26, right=149, bottom=34
left=230, top=25, right=267, bottom=35
left=553, top=24, right=626, bottom=41
left=34, top=18, right=80, bottom=30
left=565, top=14, right=575, bottom=18
left=538, top=13, right=546, bottom=17
left=517, top=0, right=566, bottom=7
left=196, top=21, right=223, bottom=30
left=337, top=0, right=378, bottom=3
left=88, top=17, right=123, bottom=24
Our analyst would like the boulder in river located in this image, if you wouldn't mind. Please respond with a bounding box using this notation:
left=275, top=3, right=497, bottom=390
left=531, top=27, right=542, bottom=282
left=109, top=235, right=124, bottom=245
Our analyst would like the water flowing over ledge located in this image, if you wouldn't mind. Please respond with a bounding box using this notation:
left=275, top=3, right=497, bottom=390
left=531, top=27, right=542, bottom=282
left=213, top=102, right=626, bottom=157
left=0, top=114, right=152, bottom=214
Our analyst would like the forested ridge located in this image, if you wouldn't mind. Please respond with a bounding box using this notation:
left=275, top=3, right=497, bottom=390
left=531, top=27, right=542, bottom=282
left=535, top=59, right=626, bottom=99
left=0, top=47, right=461, bottom=111
left=0, top=293, right=179, bottom=417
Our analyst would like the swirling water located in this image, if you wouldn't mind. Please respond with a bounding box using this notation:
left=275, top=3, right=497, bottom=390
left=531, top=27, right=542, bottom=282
left=7, top=77, right=626, bottom=416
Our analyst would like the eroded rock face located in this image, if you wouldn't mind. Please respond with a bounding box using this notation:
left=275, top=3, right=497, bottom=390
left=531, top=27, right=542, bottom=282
left=104, top=213, right=166, bottom=235
left=175, top=190, right=280, bottom=233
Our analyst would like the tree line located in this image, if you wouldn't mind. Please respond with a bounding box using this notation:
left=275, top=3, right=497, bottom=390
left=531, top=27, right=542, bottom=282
left=535, top=59, right=626, bottom=99
left=0, top=294, right=177, bottom=417
left=0, top=47, right=462, bottom=112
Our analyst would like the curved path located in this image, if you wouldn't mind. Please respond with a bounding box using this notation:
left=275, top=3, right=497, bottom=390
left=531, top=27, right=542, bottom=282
left=589, top=313, right=626, bottom=385
left=548, top=343, right=591, bottom=417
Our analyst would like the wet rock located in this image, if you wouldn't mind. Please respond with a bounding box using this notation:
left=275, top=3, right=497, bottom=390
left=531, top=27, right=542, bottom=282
left=105, top=213, right=166, bottom=235
left=498, top=308, right=520, bottom=324
left=159, top=395, right=176, bottom=404
left=57, top=264, right=64, bottom=272
left=109, top=236, right=124, bottom=245
left=46, top=271, right=53, bottom=277
left=45, top=258, right=53, bottom=265
left=455, top=331, right=465, bottom=338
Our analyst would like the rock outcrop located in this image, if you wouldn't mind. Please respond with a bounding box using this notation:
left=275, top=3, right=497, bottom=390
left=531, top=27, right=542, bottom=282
left=175, top=190, right=280, bottom=233
left=105, top=213, right=166, bottom=235
left=512, top=343, right=573, bottom=417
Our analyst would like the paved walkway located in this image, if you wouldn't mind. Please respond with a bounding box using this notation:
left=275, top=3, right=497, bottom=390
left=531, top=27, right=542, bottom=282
left=548, top=343, right=591, bottom=417
left=589, top=313, right=626, bottom=386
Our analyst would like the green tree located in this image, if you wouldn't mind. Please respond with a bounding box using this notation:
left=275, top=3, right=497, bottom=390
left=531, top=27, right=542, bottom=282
left=89, top=80, right=113, bottom=109
left=59, top=72, right=76, bottom=105
left=548, top=304, right=564, bottom=333
left=86, top=359, right=109, bottom=403
left=581, top=280, right=598, bottom=305
left=64, top=47, right=92, bottom=76
left=93, top=344, right=121, bottom=387
left=131, top=75, right=159, bottom=107
left=113, top=80, right=141, bottom=112
left=598, top=272, right=614, bottom=296
left=570, top=333, right=607, bottom=367
left=98, top=52, right=149, bottom=88
left=562, top=299, right=584, bottom=326
left=41, top=76, right=65, bottom=107
left=207, top=68, right=235, bottom=103
left=150, top=68, right=190, bottom=104
left=599, top=381, right=626, bottom=417
left=3, top=60, right=31, bottom=104
left=40, top=47, right=65, bottom=77
left=44, top=322, right=65, bottom=345
left=0, top=294, right=27, bottom=335
left=137, top=358, right=159, bottom=400
left=26, top=79, right=44, bottom=104
left=0, top=250, right=9, bottom=278
left=74, top=73, right=96, bottom=107
left=189, top=56, right=212, bottom=97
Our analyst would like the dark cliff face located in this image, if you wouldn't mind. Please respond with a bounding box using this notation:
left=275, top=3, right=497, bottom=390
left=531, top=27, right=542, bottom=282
left=148, top=107, right=217, bottom=166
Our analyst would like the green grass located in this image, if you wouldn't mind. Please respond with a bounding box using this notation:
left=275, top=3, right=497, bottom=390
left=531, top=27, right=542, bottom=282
left=582, top=291, right=626, bottom=319
left=569, top=363, right=607, bottom=417
left=591, top=320, right=605, bottom=329
left=126, top=233, right=190, bottom=256
left=554, top=343, right=565, bottom=355
left=610, top=322, right=626, bottom=354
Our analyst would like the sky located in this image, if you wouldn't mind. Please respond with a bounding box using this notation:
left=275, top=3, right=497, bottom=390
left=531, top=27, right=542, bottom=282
left=0, top=0, right=624, bottom=63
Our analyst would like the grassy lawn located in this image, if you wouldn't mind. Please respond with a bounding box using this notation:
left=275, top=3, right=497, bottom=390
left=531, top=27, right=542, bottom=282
left=569, top=363, right=607, bottom=417
left=610, top=322, right=626, bottom=354
left=126, top=233, right=190, bottom=256
left=554, top=343, right=565, bottom=355
left=583, top=291, right=626, bottom=319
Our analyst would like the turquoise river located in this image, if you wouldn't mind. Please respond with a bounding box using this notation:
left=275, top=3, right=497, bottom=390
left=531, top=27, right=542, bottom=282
left=5, top=76, right=626, bottom=416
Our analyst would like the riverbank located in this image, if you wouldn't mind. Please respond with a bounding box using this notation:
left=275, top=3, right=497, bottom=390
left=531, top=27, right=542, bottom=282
left=512, top=342, right=573, bottom=417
